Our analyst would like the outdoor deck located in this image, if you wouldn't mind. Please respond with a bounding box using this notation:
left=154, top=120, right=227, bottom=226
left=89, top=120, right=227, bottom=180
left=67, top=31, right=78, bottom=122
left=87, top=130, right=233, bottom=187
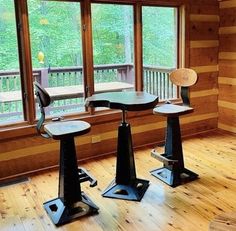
left=0, top=64, right=176, bottom=121
left=0, top=82, right=134, bottom=103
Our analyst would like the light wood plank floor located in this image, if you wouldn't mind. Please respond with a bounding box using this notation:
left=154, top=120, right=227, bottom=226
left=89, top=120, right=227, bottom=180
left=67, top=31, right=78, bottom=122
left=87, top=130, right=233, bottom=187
left=0, top=129, right=235, bottom=231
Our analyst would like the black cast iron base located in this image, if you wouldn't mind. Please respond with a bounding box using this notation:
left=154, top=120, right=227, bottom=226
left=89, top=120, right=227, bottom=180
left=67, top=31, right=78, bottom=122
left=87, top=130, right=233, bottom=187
left=150, top=167, right=198, bottom=187
left=103, top=117, right=149, bottom=201
left=102, top=178, right=149, bottom=201
left=151, top=116, right=198, bottom=187
left=44, top=192, right=99, bottom=226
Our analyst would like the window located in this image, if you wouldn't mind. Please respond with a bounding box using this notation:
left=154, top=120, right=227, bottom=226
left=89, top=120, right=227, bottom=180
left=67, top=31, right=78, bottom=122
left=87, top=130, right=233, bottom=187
left=28, top=0, right=85, bottom=118
left=0, top=0, right=24, bottom=125
left=0, top=0, right=182, bottom=130
left=142, top=6, right=178, bottom=100
left=92, top=4, right=135, bottom=95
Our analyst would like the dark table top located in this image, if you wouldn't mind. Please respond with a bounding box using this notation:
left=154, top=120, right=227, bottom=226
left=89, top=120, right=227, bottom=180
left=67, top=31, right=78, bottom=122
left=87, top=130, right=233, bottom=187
left=85, top=91, right=158, bottom=111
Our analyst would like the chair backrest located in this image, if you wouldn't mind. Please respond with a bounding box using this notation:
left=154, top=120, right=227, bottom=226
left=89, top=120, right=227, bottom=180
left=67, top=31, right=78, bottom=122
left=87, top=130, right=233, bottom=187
left=170, top=68, right=197, bottom=87
left=169, top=68, right=198, bottom=106
left=34, top=81, right=51, bottom=138
left=34, top=81, right=51, bottom=108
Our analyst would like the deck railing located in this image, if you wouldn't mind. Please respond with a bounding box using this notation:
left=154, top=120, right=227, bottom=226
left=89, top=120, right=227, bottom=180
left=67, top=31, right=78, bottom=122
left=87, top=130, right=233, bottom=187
left=143, top=65, right=176, bottom=99
left=0, top=64, right=176, bottom=121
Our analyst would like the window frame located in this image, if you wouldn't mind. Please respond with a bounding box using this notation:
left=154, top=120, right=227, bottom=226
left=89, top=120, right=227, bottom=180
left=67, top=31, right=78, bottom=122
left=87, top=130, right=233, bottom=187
left=0, top=0, right=187, bottom=140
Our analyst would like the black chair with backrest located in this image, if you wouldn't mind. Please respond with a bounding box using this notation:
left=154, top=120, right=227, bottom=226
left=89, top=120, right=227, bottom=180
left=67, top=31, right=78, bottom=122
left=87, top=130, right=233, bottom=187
left=34, top=81, right=98, bottom=226
left=150, top=68, right=198, bottom=187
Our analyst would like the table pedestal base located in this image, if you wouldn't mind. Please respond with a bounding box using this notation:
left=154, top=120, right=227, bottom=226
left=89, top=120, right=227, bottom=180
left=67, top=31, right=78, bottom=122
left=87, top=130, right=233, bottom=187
left=102, top=178, right=149, bottom=201
left=44, top=192, right=99, bottom=226
left=102, top=120, right=149, bottom=201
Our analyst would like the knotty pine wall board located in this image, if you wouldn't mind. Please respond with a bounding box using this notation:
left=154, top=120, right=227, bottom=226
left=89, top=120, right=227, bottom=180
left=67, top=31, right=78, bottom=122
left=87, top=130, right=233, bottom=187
left=219, top=0, right=236, bottom=133
left=189, top=0, right=219, bottom=138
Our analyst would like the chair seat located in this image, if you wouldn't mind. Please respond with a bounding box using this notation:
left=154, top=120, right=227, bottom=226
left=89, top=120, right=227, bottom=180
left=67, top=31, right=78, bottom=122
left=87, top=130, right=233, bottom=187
left=153, top=103, right=194, bottom=117
left=44, top=120, right=91, bottom=140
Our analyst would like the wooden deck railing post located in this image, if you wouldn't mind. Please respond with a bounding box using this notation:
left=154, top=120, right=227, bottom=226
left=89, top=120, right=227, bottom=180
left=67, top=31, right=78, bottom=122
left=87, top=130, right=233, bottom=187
left=40, top=68, right=49, bottom=88
left=117, top=64, right=134, bottom=84
left=126, top=65, right=134, bottom=84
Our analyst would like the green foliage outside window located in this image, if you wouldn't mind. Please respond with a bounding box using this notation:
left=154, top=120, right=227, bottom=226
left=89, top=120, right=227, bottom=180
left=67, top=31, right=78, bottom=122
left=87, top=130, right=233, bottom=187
left=0, top=1, right=176, bottom=70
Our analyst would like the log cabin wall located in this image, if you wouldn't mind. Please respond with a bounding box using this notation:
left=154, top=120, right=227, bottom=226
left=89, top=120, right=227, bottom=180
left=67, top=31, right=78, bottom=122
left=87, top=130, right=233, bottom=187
left=218, top=0, right=236, bottom=133
left=0, top=0, right=221, bottom=181
left=188, top=0, right=219, bottom=134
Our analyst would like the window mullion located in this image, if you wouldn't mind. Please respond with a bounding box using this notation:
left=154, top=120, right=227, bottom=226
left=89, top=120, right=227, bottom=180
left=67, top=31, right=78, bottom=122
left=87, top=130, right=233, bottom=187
left=15, top=0, right=35, bottom=124
left=81, top=0, right=94, bottom=113
left=134, top=3, right=143, bottom=91
left=81, top=0, right=94, bottom=98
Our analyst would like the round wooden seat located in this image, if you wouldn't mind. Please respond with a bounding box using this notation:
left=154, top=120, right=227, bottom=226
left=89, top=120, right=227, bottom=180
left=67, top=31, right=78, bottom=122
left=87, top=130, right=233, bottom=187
left=44, top=120, right=91, bottom=140
left=154, top=103, right=193, bottom=117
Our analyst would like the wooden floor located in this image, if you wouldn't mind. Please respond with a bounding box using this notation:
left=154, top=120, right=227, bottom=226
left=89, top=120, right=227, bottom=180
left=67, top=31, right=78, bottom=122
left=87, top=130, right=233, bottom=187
left=0, top=129, right=236, bottom=231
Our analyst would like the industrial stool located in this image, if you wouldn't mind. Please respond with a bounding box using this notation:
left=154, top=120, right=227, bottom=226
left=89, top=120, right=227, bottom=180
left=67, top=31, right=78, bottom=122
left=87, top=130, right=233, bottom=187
left=34, top=82, right=99, bottom=226
left=150, top=68, right=198, bottom=187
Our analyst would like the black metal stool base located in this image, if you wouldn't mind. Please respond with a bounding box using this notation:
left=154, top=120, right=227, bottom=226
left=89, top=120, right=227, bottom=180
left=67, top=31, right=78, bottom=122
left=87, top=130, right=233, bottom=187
left=43, top=192, right=99, bottom=226
left=150, top=167, right=198, bottom=187
left=102, top=178, right=149, bottom=201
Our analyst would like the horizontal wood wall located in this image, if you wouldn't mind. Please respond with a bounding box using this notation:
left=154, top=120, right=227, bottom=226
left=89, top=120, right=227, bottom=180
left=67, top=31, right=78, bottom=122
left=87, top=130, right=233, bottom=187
left=218, top=0, right=236, bottom=133
left=188, top=0, right=219, bottom=133
left=0, top=0, right=220, bottom=181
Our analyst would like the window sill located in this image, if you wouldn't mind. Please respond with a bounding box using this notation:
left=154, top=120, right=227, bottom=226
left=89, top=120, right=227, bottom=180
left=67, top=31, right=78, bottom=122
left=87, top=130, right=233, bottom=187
left=0, top=98, right=181, bottom=141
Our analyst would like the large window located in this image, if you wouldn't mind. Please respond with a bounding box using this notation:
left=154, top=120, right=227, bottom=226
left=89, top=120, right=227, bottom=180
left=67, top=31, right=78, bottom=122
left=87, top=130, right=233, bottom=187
left=0, top=0, right=24, bottom=125
left=142, top=6, right=178, bottom=100
left=28, top=0, right=84, bottom=117
left=92, top=4, right=135, bottom=94
left=0, top=0, right=181, bottom=129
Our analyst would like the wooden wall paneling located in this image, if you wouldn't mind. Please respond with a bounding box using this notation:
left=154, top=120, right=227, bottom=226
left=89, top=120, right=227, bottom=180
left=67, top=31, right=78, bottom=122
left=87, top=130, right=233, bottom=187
left=190, top=40, right=219, bottom=48
left=218, top=84, right=236, bottom=103
left=191, top=65, right=218, bottom=74
left=189, top=21, right=219, bottom=40
left=219, top=25, right=236, bottom=34
left=219, top=0, right=236, bottom=10
left=218, top=100, right=236, bottom=111
left=190, top=89, right=218, bottom=98
left=218, top=1, right=236, bottom=133
left=0, top=125, right=36, bottom=141
left=219, top=7, right=236, bottom=27
left=180, top=118, right=218, bottom=136
left=188, top=1, right=219, bottom=138
left=0, top=151, right=59, bottom=180
left=219, top=107, right=236, bottom=127
left=191, top=72, right=218, bottom=92
left=218, top=123, right=236, bottom=133
left=191, top=95, right=218, bottom=114
left=190, top=47, right=218, bottom=66
left=190, top=3, right=219, bottom=15
left=0, top=135, right=49, bottom=153
left=219, top=59, right=236, bottom=76
left=219, top=52, right=236, bottom=60
left=189, top=0, right=219, bottom=6
left=219, top=34, right=236, bottom=51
